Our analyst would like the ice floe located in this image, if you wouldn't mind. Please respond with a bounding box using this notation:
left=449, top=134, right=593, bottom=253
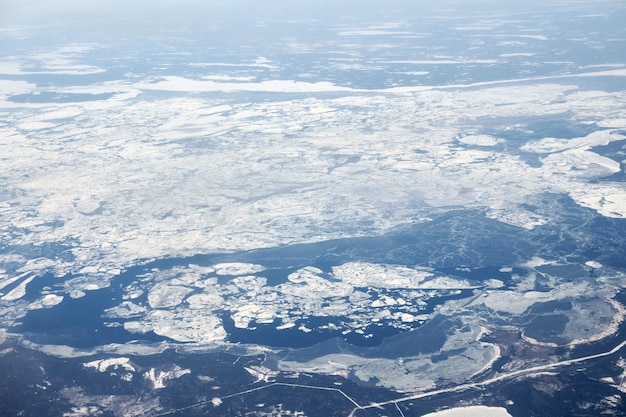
left=457, top=134, right=501, bottom=147
left=1, top=274, right=35, bottom=301
left=29, top=294, right=64, bottom=309
left=214, top=263, right=266, bottom=276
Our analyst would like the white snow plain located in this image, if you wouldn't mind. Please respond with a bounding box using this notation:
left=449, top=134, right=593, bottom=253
left=2, top=80, right=625, bottom=287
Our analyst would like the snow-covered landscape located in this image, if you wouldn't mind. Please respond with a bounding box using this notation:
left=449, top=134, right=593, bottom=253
left=1, top=0, right=626, bottom=416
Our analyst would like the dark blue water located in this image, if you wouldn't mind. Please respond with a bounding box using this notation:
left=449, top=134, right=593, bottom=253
left=10, top=203, right=626, bottom=349
left=13, top=268, right=168, bottom=348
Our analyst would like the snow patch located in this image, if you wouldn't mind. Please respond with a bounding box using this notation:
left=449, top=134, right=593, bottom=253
left=420, top=406, right=512, bottom=417
left=144, top=366, right=191, bottom=389
left=84, top=357, right=135, bottom=373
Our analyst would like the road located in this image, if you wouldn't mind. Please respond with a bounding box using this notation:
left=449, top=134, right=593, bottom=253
left=350, top=339, right=626, bottom=416
left=155, top=338, right=626, bottom=417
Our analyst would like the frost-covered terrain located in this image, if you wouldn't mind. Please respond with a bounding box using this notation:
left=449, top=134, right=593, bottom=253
left=1, top=0, right=626, bottom=416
